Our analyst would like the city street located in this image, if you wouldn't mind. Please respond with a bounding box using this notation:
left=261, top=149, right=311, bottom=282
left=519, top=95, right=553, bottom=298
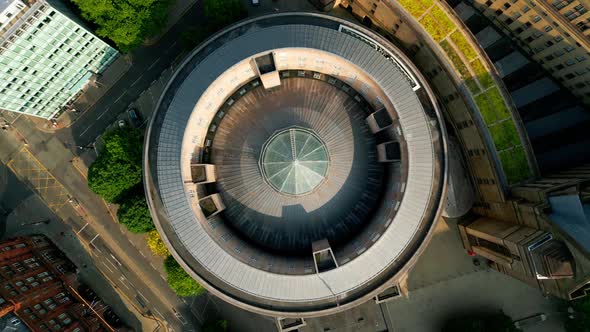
left=0, top=2, right=316, bottom=332
left=0, top=118, right=205, bottom=331
left=55, top=0, right=205, bottom=148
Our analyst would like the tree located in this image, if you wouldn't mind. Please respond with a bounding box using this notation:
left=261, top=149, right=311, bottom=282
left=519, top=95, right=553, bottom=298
left=87, top=128, right=143, bottom=203
left=70, top=0, right=172, bottom=52
left=204, top=0, right=247, bottom=31
left=147, top=230, right=170, bottom=257
left=117, top=195, right=154, bottom=233
left=164, top=256, right=206, bottom=297
left=441, top=311, right=519, bottom=332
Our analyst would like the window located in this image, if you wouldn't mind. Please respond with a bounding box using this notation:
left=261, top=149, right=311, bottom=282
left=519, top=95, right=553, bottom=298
left=555, top=35, right=564, bottom=42
left=566, top=59, right=576, bottom=66
left=576, top=55, right=587, bottom=62
left=565, top=45, right=576, bottom=52
left=523, top=5, right=530, bottom=12
left=532, top=15, right=542, bottom=23
left=544, top=25, right=553, bottom=32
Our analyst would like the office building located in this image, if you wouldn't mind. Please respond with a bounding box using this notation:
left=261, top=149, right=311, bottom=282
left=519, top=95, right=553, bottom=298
left=462, top=0, right=590, bottom=105
left=0, top=0, right=117, bottom=119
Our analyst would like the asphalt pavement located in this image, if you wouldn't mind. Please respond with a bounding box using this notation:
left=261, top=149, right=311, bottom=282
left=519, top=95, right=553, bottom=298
left=56, top=1, right=205, bottom=147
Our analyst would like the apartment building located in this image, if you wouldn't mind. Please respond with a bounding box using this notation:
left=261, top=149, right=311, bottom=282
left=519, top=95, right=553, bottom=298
left=466, top=0, right=590, bottom=104
left=460, top=164, right=590, bottom=300
left=0, top=235, right=119, bottom=331
left=0, top=0, right=117, bottom=119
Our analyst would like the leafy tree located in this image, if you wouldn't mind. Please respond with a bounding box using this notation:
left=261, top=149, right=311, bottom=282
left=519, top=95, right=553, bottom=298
left=203, top=319, right=229, bottom=332
left=204, top=0, right=247, bottom=31
left=70, top=0, right=172, bottom=51
left=147, top=230, right=170, bottom=257
left=441, top=311, right=519, bottom=332
left=87, top=128, right=143, bottom=203
left=117, top=195, right=154, bottom=233
left=566, top=296, right=590, bottom=332
left=164, top=256, right=206, bottom=297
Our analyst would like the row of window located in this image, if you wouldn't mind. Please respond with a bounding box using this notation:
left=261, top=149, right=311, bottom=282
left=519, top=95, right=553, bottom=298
left=22, top=292, right=73, bottom=330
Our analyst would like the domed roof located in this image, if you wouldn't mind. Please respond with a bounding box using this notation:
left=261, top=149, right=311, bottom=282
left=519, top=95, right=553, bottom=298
left=144, top=13, right=447, bottom=317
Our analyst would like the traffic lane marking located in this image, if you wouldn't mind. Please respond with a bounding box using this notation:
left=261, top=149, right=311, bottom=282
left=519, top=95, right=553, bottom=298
left=77, top=222, right=89, bottom=234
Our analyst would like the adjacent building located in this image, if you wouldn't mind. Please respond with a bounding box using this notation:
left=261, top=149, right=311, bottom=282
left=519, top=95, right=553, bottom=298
left=0, top=0, right=117, bottom=119
left=0, top=235, right=120, bottom=331
left=338, top=0, right=590, bottom=301
left=460, top=164, right=590, bottom=300
left=456, top=0, right=590, bottom=104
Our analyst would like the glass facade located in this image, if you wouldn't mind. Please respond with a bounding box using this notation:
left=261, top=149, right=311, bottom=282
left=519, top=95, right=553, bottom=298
left=260, top=127, right=329, bottom=195
left=0, top=1, right=118, bottom=119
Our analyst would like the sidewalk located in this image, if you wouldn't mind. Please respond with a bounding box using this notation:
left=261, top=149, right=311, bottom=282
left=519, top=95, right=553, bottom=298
left=72, top=152, right=170, bottom=278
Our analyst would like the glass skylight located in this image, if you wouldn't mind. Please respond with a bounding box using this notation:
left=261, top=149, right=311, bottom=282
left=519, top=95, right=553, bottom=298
left=260, top=128, right=329, bottom=195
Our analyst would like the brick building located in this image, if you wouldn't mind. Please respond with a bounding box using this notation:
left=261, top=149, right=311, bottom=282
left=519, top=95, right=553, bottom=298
left=0, top=235, right=117, bottom=332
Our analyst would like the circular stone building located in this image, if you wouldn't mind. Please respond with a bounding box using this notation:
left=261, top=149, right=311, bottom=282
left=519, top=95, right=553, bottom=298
left=144, top=13, right=447, bottom=317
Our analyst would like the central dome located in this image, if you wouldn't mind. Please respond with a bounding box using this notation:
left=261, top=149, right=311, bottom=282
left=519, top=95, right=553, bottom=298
left=209, top=77, right=385, bottom=253
left=260, top=127, right=329, bottom=196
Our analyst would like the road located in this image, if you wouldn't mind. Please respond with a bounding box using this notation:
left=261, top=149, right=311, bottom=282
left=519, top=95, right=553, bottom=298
left=55, top=0, right=205, bottom=147
left=0, top=110, right=203, bottom=332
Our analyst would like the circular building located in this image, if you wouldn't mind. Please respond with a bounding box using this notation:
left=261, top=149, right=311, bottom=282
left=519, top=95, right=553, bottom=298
left=144, top=13, right=447, bottom=317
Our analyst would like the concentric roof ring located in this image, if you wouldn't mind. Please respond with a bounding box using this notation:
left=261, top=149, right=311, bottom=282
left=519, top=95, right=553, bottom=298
left=144, top=12, right=448, bottom=317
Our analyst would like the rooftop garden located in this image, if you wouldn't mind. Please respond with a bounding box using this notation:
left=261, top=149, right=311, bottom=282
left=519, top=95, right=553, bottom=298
left=396, top=1, right=533, bottom=185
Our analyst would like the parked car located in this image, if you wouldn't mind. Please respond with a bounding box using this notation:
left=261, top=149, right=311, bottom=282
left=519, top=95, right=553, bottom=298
left=118, top=119, right=126, bottom=128
left=127, top=108, right=142, bottom=127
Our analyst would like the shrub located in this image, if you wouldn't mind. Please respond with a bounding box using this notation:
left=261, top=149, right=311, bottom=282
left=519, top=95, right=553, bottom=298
left=71, top=0, right=172, bottom=52
left=147, top=230, right=170, bottom=257
left=164, top=256, right=206, bottom=297
left=87, top=128, right=143, bottom=203
left=117, top=195, right=155, bottom=233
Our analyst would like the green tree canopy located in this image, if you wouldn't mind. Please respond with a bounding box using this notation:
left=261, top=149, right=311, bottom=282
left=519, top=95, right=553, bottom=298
left=71, top=0, right=171, bottom=51
left=87, top=128, right=143, bottom=203
left=204, top=0, right=247, bottom=30
left=117, top=195, right=154, bottom=233
left=441, top=311, right=519, bottom=332
left=164, top=256, right=206, bottom=297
